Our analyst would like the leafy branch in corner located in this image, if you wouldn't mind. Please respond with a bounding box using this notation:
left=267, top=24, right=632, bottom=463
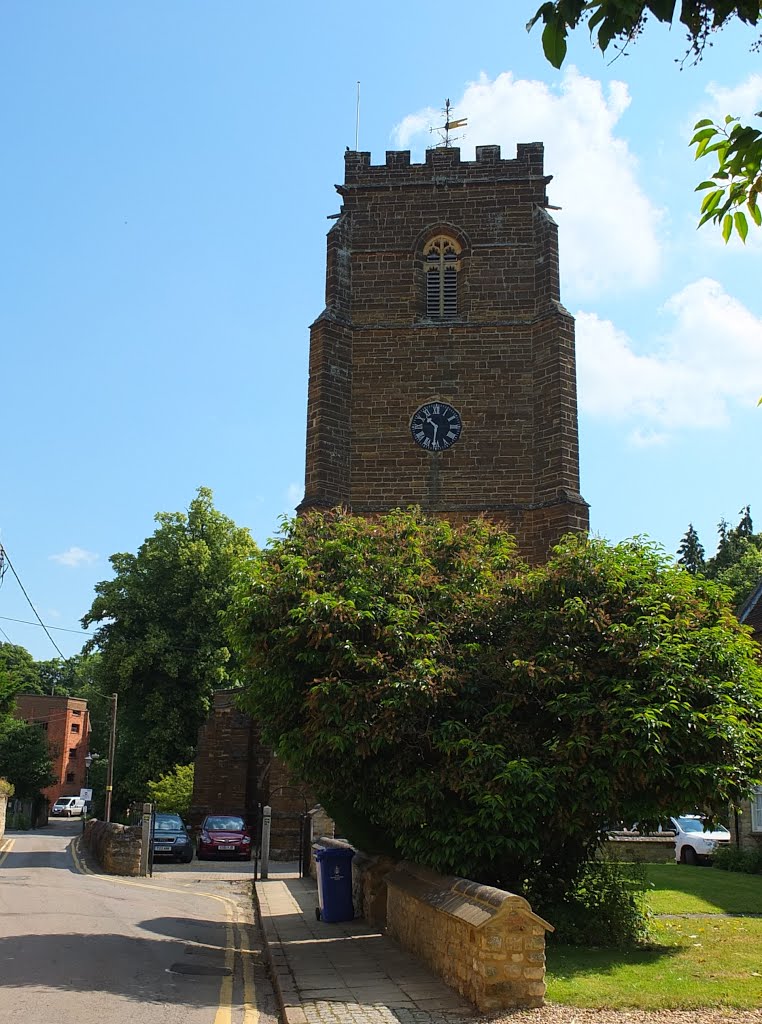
left=527, top=2, right=762, bottom=238
left=692, top=114, right=762, bottom=242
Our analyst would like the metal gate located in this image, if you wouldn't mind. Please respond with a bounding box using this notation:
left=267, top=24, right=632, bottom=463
left=253, top=805, right=311, bottom=879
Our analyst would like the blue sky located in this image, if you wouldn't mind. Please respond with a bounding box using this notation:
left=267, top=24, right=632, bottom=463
left=2, top=3, right=761, bottom=660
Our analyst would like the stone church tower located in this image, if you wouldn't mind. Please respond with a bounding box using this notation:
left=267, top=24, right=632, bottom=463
left=299, top=143, right=588, bottom=561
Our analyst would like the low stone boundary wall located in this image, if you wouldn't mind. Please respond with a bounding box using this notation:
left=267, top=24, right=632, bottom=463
left=386, top=861, right=552, bottom=1012
left=603, top=833, right=676, bottom=863
left=352, top=850, right=397, bottom=927
left=310, top=839, right=553, bottom=1010
left=83, top=819, right=142, bottom=875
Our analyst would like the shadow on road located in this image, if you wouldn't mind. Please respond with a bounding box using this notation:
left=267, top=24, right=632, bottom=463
left=0, top=926, right=230, bottom=1005
left=0, top=849, right=82, bottom=871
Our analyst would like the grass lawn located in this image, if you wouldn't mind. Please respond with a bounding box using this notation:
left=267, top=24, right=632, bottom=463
left=545, top=864, right=762, bottom=1009
left=645, top=862, right=762, bottom=915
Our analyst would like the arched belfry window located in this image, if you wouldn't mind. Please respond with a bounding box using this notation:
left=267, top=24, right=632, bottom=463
left=423, top=236, right=461, bottom=318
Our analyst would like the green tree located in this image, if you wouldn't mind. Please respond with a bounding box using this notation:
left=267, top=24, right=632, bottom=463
left=0, top=717, right=54, bottom=800
left=147, top=764, right=194, bottom=816
left=713, top=516, right=736, bottom=572
left=228, top=509, right=762, bottom=896
left=0, top=643, right=42, bottom=697
left=706, top=507, right=762, bottom=573
left=715, top=544, right=762, bottom=606
left=83, top=487, right=257, bottom=807
left=677, top=522, right=706, bottom=574
left=527, top=1, right=762, bottom=240
left=696, top=505, right=762, bottom=605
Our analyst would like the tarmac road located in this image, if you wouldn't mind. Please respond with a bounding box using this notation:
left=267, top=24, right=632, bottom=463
left=0, top=819, right=279, bottom=1024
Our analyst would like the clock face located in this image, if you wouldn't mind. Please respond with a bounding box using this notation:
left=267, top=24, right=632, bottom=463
left=410, top=402, right=463, bottom=452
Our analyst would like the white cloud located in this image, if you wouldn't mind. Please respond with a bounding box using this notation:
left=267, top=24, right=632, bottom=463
left=49, top=546, right=98, bottom=568
left=577, top=278, right=762, bottom=441
left=705, top=74, right=762, bottom=122
left=393, top=69, right=663, bottom=299
left=286, top=482, right=303, bottom=507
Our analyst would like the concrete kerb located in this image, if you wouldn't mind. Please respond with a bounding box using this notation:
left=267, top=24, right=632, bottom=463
left=253, top=876, right=305, bottom=1024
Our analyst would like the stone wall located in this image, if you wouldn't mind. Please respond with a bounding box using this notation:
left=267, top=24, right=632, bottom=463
left=602, top=834, right=676, bottom=863
left=385, top=861, right=552, bottom=1011
left=310, top=807, right=336, bottom=844
left=83, top=819, right=142, bottom=875
left=190, top=689, right=261, bottom=828
left=352, top=850, right=396, bottom=928
left=191, top=690, right=317, bottom=860
left=729, top=800, right=762, bottom=854
left=312, top=839, right=552, bottom=1012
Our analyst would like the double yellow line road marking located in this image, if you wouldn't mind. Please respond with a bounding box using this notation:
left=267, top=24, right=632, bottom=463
left=71, top=836, right=258, bottom=1024
left=0, top=837, right=14, bottom=867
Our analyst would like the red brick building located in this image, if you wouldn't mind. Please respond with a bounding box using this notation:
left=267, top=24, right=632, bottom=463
left=299, top=143, right=589, bottom=560
left=15, top=694, right=91, bottom=806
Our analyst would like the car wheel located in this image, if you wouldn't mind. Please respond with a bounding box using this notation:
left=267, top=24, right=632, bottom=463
left=682, top=845, right=698, bottom=865
left=181, top=851, right=193, bottom=864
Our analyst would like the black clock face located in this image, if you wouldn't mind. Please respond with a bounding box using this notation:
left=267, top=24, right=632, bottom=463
left=410, top=402, right=463, bottom=452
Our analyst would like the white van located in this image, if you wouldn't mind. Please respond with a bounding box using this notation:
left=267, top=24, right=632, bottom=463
left=51, top=796, right=86, bottom=817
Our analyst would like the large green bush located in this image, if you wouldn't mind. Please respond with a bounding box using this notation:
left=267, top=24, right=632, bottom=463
left=713, top=844, right=762, bottom=874
left=228, top=509, right=762, bottom=896
left=528, top=858, right=651, bottom=947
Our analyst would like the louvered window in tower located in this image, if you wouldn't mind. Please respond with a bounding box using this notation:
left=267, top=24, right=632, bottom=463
left=424, top=236, right=461, bottom=318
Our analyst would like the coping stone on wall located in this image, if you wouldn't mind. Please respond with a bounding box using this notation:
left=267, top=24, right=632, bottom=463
left=388, top=860, right=552, bottom=930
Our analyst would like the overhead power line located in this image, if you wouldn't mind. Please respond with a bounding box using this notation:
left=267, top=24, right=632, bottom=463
left=0, top=614, right=95, bottom=637
left=0, top=544, right=66, bottom=659
left=0, top=614, right=205, bottom=655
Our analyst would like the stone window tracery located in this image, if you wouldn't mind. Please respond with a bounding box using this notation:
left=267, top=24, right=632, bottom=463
left=423, top=235, right=461, bottom=318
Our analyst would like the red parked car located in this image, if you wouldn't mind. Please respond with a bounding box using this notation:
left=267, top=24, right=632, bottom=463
left=196, top=814, right=253, bottom=861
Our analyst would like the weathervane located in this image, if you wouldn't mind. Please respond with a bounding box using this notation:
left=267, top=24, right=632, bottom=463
left=429, top=98, right=467, bottom=148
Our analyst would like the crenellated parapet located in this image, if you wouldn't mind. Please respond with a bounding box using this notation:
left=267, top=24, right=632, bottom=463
left=341, top=144, right=549, bottom=198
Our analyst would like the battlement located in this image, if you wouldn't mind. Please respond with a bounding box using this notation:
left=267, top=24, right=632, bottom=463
left=342, top=143, right=547, bottom=188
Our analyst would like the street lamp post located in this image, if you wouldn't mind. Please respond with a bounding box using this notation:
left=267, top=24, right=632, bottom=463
left=84, top=752, right=99, bottom=814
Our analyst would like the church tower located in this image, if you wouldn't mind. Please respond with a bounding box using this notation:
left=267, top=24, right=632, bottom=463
left=299, top=143, right=589, bottom=561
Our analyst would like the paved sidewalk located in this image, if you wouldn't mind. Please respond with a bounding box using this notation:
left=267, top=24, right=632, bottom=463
left=254, top=870, right=474, bottom=1024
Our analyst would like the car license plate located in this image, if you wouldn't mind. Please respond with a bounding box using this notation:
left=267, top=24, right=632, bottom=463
left=218, top=844, right=235, bottom=850
left=155, top=844, right=172, bottom=852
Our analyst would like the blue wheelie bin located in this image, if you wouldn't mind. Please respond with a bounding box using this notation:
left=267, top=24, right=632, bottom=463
left=314, top=846, right=355, bottom=923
